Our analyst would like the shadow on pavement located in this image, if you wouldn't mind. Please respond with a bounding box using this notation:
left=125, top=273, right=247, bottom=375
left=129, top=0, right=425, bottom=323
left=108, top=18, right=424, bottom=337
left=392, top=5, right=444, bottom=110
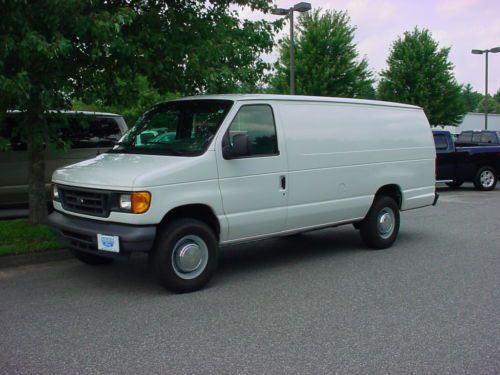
left=58, top=226, right=368, bottom=295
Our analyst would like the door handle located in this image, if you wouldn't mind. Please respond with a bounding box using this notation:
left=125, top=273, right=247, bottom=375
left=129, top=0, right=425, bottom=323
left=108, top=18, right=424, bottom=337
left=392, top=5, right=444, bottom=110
left=280, top=175, right=286, bottom=190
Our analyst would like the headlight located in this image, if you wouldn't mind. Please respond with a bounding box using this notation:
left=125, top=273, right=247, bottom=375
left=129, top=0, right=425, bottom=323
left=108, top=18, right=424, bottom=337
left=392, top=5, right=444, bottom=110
left=119, top=192, right=151, bottom=214
left=52, top=184, right=60, bottom=201
left=119, top=194, right=132, bottom=210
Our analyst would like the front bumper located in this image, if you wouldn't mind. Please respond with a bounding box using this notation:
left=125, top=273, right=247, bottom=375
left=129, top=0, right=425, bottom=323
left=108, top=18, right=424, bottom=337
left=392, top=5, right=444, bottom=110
left=48, top=211, right=156, bottom=256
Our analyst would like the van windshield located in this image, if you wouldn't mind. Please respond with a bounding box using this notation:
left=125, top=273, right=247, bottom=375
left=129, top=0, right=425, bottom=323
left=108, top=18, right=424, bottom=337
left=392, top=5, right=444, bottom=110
left=109, top=99, right=233, bottom=156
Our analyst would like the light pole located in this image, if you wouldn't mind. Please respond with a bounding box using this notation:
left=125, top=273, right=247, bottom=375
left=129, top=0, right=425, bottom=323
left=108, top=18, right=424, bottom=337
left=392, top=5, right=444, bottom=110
left=471, top=47, right=500, bottom=130
left=272, top=2, right=312, bottom=95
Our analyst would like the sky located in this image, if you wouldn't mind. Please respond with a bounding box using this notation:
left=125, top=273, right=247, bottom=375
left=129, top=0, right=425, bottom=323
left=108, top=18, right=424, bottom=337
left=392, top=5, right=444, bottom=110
left=237, top=0, right=500, bottom=94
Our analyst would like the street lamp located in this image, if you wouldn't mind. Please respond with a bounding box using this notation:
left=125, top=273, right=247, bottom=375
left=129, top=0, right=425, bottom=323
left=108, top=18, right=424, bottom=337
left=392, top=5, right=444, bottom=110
left=471, top=47, right=500, bottom=130
left=272, top=2, right=312, bottom=95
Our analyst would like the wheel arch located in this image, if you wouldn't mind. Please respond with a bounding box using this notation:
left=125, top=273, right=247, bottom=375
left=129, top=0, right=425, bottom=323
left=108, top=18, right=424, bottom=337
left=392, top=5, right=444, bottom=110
left=374, top=184, right=403, bottom=210
left=159, top=204, right=221, bottom=241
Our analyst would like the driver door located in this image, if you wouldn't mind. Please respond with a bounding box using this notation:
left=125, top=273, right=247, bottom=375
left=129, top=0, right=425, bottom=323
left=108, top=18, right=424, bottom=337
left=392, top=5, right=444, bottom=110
left=216, top=103, right=288, bottom=241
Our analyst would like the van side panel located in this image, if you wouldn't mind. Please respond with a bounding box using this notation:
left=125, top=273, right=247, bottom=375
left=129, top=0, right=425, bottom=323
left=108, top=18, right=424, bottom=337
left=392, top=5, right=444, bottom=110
left=0, top=150, right=29, bottom=205
left=276, top=101, right=435, bottom=230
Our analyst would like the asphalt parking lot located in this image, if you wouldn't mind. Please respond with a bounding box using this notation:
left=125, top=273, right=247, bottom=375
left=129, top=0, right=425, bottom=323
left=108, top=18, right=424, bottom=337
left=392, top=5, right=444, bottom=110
left=0, top=183, right=499, bottom=375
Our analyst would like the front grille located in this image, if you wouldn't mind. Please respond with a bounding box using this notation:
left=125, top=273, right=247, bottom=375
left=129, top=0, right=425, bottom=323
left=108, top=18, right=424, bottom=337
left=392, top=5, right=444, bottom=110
left=59, top=186, right=110, bottom=217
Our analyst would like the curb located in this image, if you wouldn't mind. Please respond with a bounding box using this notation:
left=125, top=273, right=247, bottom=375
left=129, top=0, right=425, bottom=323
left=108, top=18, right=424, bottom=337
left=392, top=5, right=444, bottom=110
left=0, top=249, right=73, bottom=269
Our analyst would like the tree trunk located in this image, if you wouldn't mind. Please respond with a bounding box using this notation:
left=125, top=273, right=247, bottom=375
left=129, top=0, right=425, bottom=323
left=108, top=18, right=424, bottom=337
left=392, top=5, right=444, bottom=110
left=26, top=94, right=48, bottom=224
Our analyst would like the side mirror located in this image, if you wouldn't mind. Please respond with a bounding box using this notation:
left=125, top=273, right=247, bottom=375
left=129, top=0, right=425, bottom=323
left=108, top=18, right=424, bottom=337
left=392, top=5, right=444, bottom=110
left=223, top=133, right=250, bottom=159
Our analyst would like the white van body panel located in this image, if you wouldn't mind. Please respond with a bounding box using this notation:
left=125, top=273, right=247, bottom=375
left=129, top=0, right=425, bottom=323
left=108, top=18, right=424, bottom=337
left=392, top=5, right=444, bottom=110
left=51, top=94, right=436, bottom=245
left=275, top=100, right=435, bottom=231
left=52, top=152, right=218, bottom=189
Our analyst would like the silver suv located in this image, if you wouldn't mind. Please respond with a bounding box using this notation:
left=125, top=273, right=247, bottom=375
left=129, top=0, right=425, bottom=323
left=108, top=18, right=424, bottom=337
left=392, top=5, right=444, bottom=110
left=0, top=111, right=128, bottom=207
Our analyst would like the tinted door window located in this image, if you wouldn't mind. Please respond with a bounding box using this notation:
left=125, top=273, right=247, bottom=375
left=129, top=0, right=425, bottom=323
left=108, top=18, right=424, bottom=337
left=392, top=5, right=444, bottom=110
left=472, top=133, right=481, bottom=143
left=480, top=132, right=496, bottom=144
left=433, top=134, right=448, bottom=150
left=58, top=117, right=122, bottom=148
left=457, top=132, right=472, bottom=143
left=1, top=115, right=122, bottom=151
left=0, top=116, right=26, bottom=151
left=225, top=105, right=278, bottom=157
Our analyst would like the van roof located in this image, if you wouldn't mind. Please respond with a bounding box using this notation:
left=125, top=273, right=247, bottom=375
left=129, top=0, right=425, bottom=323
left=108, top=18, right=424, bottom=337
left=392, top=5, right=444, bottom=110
left=6, top=110, right=123, bottom=117
left=177, top=94, right=421, bottom=110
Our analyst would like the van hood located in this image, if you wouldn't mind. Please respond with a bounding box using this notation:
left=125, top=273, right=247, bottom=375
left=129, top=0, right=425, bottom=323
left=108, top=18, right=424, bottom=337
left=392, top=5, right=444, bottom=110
left=52, top=152, right=216, bottom=190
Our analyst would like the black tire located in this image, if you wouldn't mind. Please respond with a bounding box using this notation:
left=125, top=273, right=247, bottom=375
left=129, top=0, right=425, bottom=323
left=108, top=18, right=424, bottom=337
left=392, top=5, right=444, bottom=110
left=473, top=166, right=497, bottom=191
left=71, top=249, right=114, bottom=265
left=445, top=181, right=463, bottom=189
left=151, top=218, right=218, bottom=293
left=359, top=196, right=400, bottom=250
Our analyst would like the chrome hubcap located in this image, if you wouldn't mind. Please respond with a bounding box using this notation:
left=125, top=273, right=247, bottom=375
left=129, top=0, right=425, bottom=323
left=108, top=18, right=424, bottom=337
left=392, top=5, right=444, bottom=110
left=480, top=170, right=494, bottom=188
left=377, top=208, right=395, bottom=239
left=172, top=235, right=208, bottom=280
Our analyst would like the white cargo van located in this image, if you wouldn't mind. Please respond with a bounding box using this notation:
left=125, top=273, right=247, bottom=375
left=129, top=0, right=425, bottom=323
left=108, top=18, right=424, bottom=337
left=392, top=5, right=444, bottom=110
left=48, top=95, right=438, bottom=293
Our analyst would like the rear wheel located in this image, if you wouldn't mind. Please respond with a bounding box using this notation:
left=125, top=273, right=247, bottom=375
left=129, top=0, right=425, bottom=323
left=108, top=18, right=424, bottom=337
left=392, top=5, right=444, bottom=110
left=71, top=249, right=114, bottom=265
left=151, top=218, right=218, bottom=293
left=359, top=196, right=400, bottom=250
left=473, top=166, right=497, bottom=191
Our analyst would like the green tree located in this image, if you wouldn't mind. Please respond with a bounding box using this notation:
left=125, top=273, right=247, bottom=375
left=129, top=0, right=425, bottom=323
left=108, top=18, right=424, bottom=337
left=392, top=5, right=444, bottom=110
left=476, top=95, right=500, bottom=114
left=271, top=9, right=374, bottom=98
left=0, top=1, right=140, bottom=223
left=0, top=1, right=278, bottom=223
left=493, top=88, right=500, bottom=104
left=378, top=28, right=465, bottom=125
left=73, top=75, right=178, bottom=127
left=460, top=83, right=483, bottom=113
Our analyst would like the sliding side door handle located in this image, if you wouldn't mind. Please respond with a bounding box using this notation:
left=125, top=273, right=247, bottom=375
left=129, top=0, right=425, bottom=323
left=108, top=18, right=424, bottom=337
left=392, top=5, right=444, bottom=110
left=280, top=175, right=286, bottom=190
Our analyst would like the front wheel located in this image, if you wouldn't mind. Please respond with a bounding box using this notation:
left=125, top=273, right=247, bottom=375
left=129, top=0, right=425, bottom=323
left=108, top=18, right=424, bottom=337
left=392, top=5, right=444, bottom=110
left=359, top=196, right=400, bottom=250
left=473, top=166, right=497, bottom=191
left=151, top=218, right=218, bottom=293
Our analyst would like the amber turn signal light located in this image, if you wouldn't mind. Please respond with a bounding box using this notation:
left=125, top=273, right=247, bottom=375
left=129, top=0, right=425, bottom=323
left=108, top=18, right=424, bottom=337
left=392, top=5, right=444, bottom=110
left=131, top=191, right=151, bottom=214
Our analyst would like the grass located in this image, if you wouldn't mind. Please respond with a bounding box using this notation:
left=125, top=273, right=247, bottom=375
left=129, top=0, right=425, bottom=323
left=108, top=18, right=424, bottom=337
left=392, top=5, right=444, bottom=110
left=0, top=219, right=63, bottom=256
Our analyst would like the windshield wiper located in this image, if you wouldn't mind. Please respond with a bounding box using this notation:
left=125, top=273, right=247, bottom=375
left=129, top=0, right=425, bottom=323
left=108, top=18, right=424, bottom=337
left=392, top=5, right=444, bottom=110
left=107, top=142, right=132, bottom=151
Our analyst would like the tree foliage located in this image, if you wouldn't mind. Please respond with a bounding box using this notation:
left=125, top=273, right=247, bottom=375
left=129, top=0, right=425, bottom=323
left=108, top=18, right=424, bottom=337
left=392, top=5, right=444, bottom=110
left=73, top=75, right=177, bottom=127
left=0, top=1, right=140, bottom=222
left=271, top=9, right=374, bottom=98
left=476, top=95, right=500, bottom=114
left=0, top=0, right=279, bottom=223
left=378, top=28, right=465, bottom=125
left=493, top=88, right=500, bottom=104
left=460, top=83, right=483, bottom=113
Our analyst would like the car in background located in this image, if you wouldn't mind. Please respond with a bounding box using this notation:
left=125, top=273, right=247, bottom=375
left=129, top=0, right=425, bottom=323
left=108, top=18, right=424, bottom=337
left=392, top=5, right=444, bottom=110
left=0, top=111, right=128, bottom=207
left=433, top=130, right=499, bottom=190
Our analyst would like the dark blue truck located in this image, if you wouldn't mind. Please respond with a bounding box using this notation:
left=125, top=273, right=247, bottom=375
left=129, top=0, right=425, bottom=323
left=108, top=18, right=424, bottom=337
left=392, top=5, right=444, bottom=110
left=433, top=130, right=500, bottom=191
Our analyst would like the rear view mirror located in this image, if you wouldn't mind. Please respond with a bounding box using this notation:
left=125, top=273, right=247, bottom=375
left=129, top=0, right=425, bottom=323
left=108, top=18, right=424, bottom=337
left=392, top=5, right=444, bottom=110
left=223, top=133, right=250, bottom=159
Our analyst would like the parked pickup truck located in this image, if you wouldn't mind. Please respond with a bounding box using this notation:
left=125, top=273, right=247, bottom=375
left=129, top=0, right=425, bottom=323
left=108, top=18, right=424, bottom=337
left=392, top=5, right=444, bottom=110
left=433, top=130, right=500, bottom=190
